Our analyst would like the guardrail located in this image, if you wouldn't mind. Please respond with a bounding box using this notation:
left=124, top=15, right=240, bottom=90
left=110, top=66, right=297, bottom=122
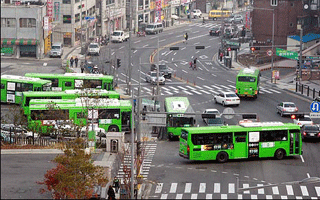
left=296, top=82, right=320, bottom=99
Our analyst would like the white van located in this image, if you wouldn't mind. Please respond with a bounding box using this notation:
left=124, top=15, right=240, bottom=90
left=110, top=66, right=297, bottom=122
left=49, top=42, right=64, bottom=58
left=145, top=23, right=163, bottom=35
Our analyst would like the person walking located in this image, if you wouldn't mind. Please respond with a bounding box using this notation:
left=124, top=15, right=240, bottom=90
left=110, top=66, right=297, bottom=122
left=80, top=62, right=85, bottom=73
left=107, top=185, right=115, bottom=200
left=193, top=58, right=197, bottom=70
left=114, top=177, right=120, bottom=193
left=70, top=57, right=74, bottom=68
left=184, top=32, right=188, bottom=43
left=74, top=56, right=79, bottom=68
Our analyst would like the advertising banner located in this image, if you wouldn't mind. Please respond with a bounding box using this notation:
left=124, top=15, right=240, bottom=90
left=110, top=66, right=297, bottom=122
left=54, top=2, right=60, bottom=21
left=155, top=0, right=161, bottom=22
left=44, top=16, right=49, bottom=30
left=47, top=0, right=53, bottom=21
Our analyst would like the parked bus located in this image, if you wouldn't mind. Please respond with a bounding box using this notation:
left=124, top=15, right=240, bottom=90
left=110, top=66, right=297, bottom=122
left=235, top=68, right=260, bottom=99
left=24, top=73, right=114, bottom=91
left=1, top=75, right=52, bottom=104
left=21, top=89, right=120, bottom=115
left=27, top=98, right=132, bottom=134
left=179, top=122, right=302, bottom=163
left=164, top=97, right=196, bottom=140
left=208, top=9, right=232, bottom=20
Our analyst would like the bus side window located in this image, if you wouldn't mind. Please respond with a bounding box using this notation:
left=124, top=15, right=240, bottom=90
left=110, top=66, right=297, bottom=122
left=234, top=132, right=247, bottom=142
left=1, top=83, right=5, bottom=89
left=34, top=87, right=41, bottom=91
left=65, top=82, right=72, bottom=87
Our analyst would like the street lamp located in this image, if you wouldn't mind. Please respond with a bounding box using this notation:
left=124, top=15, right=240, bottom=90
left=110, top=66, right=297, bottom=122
left=297, top=21, right=303, bottom=84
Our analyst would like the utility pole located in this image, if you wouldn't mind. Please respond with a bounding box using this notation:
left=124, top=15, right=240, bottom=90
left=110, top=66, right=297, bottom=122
left=127, top=3, right=132, bottom=95
left=298, top=22, right=303, bottom=84
left=80, top=0, right=83, bottom=53
left=130, top=89, right=135, bottom=200
left=270, top=8, right=275, bottom=83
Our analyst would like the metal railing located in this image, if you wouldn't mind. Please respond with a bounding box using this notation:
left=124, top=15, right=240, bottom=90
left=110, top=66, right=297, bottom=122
left=296, top=82, right=320, bottom=99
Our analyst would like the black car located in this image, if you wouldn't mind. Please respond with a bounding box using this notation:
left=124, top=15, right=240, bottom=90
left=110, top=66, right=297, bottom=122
left=301, top=124, right=320, bottom=140
left=150, top=64, right=172, bottom=79
left=209, top=27, right=221, bottom=36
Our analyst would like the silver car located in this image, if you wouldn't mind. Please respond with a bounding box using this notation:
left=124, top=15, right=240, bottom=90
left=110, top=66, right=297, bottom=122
left=276, top=102, right=298, bottom=117
left=145, top=71, right=165, bottom=85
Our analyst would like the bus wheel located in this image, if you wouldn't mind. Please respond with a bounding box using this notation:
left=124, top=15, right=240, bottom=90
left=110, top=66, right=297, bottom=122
left=168, top=133, right=174, bottom=141
left=108, top=126, right=119, bottom=132
left=274, top=149, right=285, bottom=160
left=216, top=152, right=228, bottom=163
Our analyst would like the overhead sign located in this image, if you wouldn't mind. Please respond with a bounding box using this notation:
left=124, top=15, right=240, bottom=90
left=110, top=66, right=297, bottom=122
left=310, top=112, right=320, bottom=118
left=85, top=16, right=95, bottom=20
left=225, top=40, right=240, bottom=46
left=310, top=101, right=320, bottom=112
left=276, top=48, right=299, bottom=60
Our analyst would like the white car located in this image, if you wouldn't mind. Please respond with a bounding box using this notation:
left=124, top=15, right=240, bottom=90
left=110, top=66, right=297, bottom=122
left=293, top=115, right=314, bottom=127
left=145, top=71, right=165, bottom=85
left=87, top=43, right=100, bottom=56
left=192, top=9, right=202, bottom=18
left=214, top=91, right=240, bottom=106
left=171, top=14, right=180, bottom=20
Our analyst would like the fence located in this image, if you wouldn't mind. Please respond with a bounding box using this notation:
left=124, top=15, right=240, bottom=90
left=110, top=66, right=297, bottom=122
left=296, top=82, right=320, bottom=99
left=5, top=137, right=58, bottom=146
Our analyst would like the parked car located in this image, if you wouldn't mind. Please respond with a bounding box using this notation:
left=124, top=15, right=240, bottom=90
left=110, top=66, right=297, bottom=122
left=1, top=131, right=15, bottom=143
left=224, top=14, right=244, bottom=24
left=276, top=102, right=298, bottom=117
left=301, top=124, right=320, bottom=140
left=192, top=9, right=202, bottom=18
left=214, top=91, right=240, bottom=106
left=150, top=64, right=173, bottom=79
left=209, top=27, right=222, bottom=36
left=224, top=27, right=238, bottom=38
left=202, top=109, right=224, bottom=126
left=293, top=115, right=314, bottom=127
left=145, top=71, right=165, bottom=85
left=87, top=43, right=100, bottom=56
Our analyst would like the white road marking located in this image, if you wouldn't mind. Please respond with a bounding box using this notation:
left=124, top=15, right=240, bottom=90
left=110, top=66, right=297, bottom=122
left=272, top=186, right=279, bottom=195
left=170, top=183, right=177, bottom=193
left=214, top=183, right=220, bottom=193
left=228, top=183, right=235, bottom=193
left=185, top=183, right=192, bottom=193
left=160, top=194, right=167, bottom=199
left=155, top=183, right=163, bottom=193
left=199, top=183, right=206, bottom=193
left=300, top=185, right=309, bottom=196
left=243, top=184, right=250, bottom=194
left=286, top=185, right=294, bottom=195
left=197, top=76, right=204, bottom=80
left=206, top=194, right=212, bottom=199
left=257, top=184, right=264, bottom=194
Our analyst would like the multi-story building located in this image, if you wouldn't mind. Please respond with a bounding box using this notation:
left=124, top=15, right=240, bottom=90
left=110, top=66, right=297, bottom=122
left=251, top=0, right=320, bottom=49
left=51, top=0, right=97, bottom=46
left=1, top=2, right=47, bottom=59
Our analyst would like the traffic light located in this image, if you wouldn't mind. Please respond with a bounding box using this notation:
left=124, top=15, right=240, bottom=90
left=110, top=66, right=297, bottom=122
left=117, top=59, right=121, bottom=68
left=250, top=47, right=255, bottom=52
left=227, top=47, right=231, bottom=51
left=291, top=114, right=296, bottom=119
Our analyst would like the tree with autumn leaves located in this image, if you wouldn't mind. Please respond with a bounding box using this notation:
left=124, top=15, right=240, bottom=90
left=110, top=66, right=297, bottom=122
left=37, top=138, right=108, bottom=199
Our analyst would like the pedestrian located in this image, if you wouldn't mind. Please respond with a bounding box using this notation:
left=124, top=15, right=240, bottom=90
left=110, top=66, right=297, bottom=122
left=184, top=32, right=188, bottom=43
left=142, top=106, right=147, bottom=120
left=203, top=17, right=205, bottom=24
left=70, top=57, right=74, bottom=68
left=75, top=56, right=79, bottom=68
left=189, top=60, right=193, bottom=69
left=80, top=62, right=85, bottom=73
left=107, top=185, right=115, bottom=200
left=193, top=58, right=197, bottom=70
left=114, top=177, right=120, bottom=193
left=219, top=52, right=223, bottom=62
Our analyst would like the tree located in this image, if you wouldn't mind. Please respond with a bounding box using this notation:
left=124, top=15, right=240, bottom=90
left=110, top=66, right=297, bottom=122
left=37, top=138, right=108, bottom=199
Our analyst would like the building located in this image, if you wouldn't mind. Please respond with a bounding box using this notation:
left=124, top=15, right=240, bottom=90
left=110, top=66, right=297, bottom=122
left=251, top=0, right=320, bottom=50
left=1, top=2, right=47, bottom=59
left=51, top=0, right=97, bottom=46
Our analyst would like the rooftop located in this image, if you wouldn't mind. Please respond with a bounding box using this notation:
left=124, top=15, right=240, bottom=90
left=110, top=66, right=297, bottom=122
left=288, top=33, right=320, bottom=43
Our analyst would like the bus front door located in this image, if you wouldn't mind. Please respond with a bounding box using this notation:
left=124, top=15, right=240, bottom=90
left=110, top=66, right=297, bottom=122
left=234, top=132, right=247, bottom=159
left=62, top=81, right=73, bottom=91
left=121, top=112, right=131, bottom=133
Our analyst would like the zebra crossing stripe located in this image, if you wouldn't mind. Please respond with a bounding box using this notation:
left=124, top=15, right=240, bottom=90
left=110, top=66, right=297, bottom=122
left=238, top=194, right=243, bottom=199
left=260, top=88, right=273, bottom=94
left=170, top=183, right=178, bottom=193
left=211, top=84, right=223, bottom=90
left=177, top=86, right=187, bottom=90
left=221, top=194, right=228, bottom=199
left=301, top=185, right=309, bottom=196
left=296, top=196, right=302, bottom=199
left=185, top=85, right=196, bottom=90
left=228, top=183, right=235, bottom=193
left=311, top=197, right=318, bottom=199
left=266, top=195, right=273, bottom=199
left=195, top=85, right=203, bottom=89
left=191, top=90, right=202, bottom=94
left=161, top=87, right=170, bottom=90
left=202, top=85, right=213, bottom=90
left=281, top=196, right=288, bottom=199
left=267, top=88, right=281, bottom=93
left=155, top=183, right=163, bottom=193
left=209, top=90, right=219, bottom=94
left=183, top=90, right=193, bottom=95
left=160, top=194, right=168, bottom=199
left=191, top=194, right=197, bottom=199
left=286, top=185, right=294, bottom=195
left=243, top=184, right=250, bottom=194
left=214, top=183, right=220, bottom=193
left=199, top=183, right=206, bottom=193
left=251, top=194, right=258, bottom=199
left=272, top=186, right=279, bottom=195
left=164, top=91, right=173, bottom=95
left=257, top=184, right=264, bottom=194
left=206, top=194, right=212, bottom=199
left=168, top=86, right=179, bottom=90
left=315, top=187, right=320, bottom=196
left=176, top=194, right=183, bottom=199
left=184, top=183, right=192, bottom=193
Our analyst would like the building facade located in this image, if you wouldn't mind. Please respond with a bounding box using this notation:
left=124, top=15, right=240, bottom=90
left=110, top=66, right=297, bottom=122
left=1, top=3, right=47, bottom=59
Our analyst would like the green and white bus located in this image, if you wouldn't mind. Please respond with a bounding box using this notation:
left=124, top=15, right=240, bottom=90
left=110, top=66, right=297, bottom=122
left=179, top=122, right=302, bottom=163
left=235, top=68, right=260, bottom=99
left=24, top=73, right=114, bottom=91
left=27, top=98, right=132, bottom=134
left=164, top=97, right=196, bottom=140
left=21, top=89, right=120, bottom=115
left=1, top=75, right=52, bottom=104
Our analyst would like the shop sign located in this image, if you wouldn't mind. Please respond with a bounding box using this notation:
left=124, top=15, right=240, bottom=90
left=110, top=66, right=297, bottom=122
left=1, top=47, right=14, bottom=55
left=54, top=2, right=60, bottom=21
left=47, top=0, right=53, bottom=21
left=44, top=16, right=49, bottom=30
left=63, top=32, right=72, bottom=38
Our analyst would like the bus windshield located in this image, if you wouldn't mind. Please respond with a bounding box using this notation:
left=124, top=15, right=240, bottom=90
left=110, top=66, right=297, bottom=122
left=238, top=76, right=256, bottom=82
left=169, top=117, right=194, bottom=127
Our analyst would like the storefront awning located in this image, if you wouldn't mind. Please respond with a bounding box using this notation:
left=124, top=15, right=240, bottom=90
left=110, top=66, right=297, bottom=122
left=1, top=39, right=38, bottom=45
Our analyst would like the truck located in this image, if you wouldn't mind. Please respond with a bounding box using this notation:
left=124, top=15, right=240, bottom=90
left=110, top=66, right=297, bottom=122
left=110, top=30, right=129, bottom=43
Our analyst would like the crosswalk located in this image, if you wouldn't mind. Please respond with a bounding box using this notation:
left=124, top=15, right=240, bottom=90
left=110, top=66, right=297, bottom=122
left=116, top=143, right=157, bottom=184
left=188, top=22, right=244, bottom=30
left=150, top=182, right=320, bottom=199
left=128, top=83, right=282, bottom=97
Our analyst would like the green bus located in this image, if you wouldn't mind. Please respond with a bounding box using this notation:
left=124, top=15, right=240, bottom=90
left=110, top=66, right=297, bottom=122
left=1, top=75, right=52, bottom=104
left=235, top=68, right=260, bottom=99
left=21, top=89, right=120, bottom=115
left=179, top=122, right=302, bottom=163
left=164, top=97, right=196, bottom=140
left=27, top=98, right=132, bottom=134
left=24, top=73, right=114, bottom=91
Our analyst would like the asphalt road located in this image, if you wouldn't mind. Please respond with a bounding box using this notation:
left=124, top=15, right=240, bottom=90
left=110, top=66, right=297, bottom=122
left=1, top=153, right=59, bottom=199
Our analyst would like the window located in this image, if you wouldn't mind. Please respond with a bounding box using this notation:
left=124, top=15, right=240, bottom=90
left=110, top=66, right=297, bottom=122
left=260, top=130, right=288, bottom=142
left=75, top=13, right=80, bottom=22
left=63, top=0, right=71, bottom=3
left=82, top=11, right=86, bottom=20
left=19, top=18, right=36, bottom=28
left=181, top=130, right=188, bottom=140
left=1, top=18, right=16, bottom=28
left=99, top=109, right=120, bottom=119
left=270, top=0, right=277, bottom=6
left=83, top=80, right=102, bottom=89
left=106, top=0, right=115, bottom=5
left=63, top=15, right=72, bottom=24
left=77, top=111, right=87, bottom=119
left=191, top=133, right=233, bottom=145
left=1, top=83, right=5, bottom=89
left=238, top=76, right=256, bottom=82
left=289, top=22, right=293, bottom=27
left=235, top=132, right=247, bottom=142
left=65, top=82, right=72, bottom=87
left=31, top=109, right=69, bottom=120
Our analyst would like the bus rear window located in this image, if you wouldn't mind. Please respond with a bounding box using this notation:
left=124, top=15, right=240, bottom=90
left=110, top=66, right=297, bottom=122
left=238, top=76, right=256, bottom=82
left=181, top=130, right=188, bottom=140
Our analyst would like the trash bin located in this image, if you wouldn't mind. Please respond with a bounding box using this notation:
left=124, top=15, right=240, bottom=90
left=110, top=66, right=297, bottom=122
left=224, top=56, right=232, bottom=68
